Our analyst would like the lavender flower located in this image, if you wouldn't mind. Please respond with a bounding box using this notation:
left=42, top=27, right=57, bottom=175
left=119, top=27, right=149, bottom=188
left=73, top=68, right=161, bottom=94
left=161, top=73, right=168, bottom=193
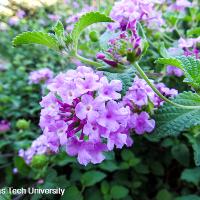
left=109, top=0, right=164, bottom=31
left=21, top=66, right=132, bottom=166
left=20, top=68, right=178, bottom=165
left=123, top=76, right=178, bottom=108
left=28, top=68, right=53, bottom=84
left=48, top=14, right=61, bottom=22
left=169, top=0, right=192, bottom=11
left=8, top=16, right=20, bottom=26
left=178, top=37, right=200, bottom=59
left=96, top=21, right=143, bottom=67
left=167, top=65, right=184, bottom=77
left=129, top=112, right=155, bottom=135
left=0, top=120, right=10, bottom=133
left=16, top=10, right=26, bottom=19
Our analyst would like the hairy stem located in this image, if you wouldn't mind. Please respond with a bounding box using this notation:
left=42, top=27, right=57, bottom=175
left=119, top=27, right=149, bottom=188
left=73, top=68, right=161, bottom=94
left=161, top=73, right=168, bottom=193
left=75, top=53, right=102, bottom=68
left=134, top=62, right=200, bottom=109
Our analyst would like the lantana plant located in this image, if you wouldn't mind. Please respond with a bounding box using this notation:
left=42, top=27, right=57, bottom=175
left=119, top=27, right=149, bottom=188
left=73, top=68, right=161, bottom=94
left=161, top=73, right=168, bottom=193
left=12, top=6, right=200, bottom=166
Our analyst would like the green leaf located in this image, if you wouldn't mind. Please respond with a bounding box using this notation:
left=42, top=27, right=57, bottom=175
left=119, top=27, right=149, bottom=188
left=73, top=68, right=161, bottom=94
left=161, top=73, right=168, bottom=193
left=156, top=57, right=182, bottom=69
left=185, top=134, right=200, bottom=166
left=159, top=42, right=169, bottom=58
left=81, top=170, right=106, bottom=187
left=181, top=167, right=200, bottom=186
left=187, top=27, right=200, bottom=37
left=14, top=156, right=30, bottom=176
left=99, top=160, right=119, bottom=172
left=156, top=189, right=173, bottom=200
left=12, top=31, right=60, bottom=51
left=53, top=20, right=64, bottom=38
left=110, top=185, right=129, bottom=199
left=60, top=186, right=83, bottom=200
left=171, top=144, right=190, bottom=166
left=156, top=56, right=200, bottom=88
left=152, top=92, right=200, bottom=139
left=71, top=12, right=113, bottom=48
left=31, top=154, right=48, bottom=168
left=104, top=67, right=135, bottom=96
left=175, top=195, right=200, bottom=200
left=101, top=181, right=110, bottom=195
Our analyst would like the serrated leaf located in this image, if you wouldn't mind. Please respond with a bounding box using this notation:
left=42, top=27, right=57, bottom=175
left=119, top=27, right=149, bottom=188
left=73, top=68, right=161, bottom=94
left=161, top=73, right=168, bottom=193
left=185, top=134, right=200, bottom=166
left=81, top=170, right=106, bottom=187
left=104, top=67, right=136, bottom=96
left=156, top=56, right=200, bottom=88
left=12, top=31, right=60, bottom=51
left=152, top=92, right=200, bottom=139
left=53, top=20, right=64, bottom=38
left=71, top=12, right=113, bottom=48
left=156, top=57, right=183, bottom=69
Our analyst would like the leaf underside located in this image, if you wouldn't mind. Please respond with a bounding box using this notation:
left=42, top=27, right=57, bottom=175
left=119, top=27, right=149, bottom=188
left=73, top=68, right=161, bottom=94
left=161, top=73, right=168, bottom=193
left=156, top=56, right=200, bottom=88
left=12, top=31, right=60, bottom=51
left=71, top=12, right=113, bottom=47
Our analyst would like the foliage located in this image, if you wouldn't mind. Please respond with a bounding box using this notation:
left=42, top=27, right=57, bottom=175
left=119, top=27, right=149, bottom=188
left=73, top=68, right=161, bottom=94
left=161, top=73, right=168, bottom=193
left=1, top=0, right=200, bottom=200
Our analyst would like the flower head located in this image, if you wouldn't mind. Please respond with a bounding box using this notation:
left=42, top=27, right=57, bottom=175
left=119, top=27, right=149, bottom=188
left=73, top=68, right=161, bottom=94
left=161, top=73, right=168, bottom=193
left=28, top=68, right=53, bottom=84
left=0, top=120, right=10, bottom=133
left=109, top=0, right=164, bottom=31
left=21, top=66, right=133, bottom=165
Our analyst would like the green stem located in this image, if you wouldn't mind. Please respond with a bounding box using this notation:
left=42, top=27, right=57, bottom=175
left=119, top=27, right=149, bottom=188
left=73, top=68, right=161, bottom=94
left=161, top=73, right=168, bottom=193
left=75, top=53, right=102, bottom=68
left=134, top=62, right=200, bottom=109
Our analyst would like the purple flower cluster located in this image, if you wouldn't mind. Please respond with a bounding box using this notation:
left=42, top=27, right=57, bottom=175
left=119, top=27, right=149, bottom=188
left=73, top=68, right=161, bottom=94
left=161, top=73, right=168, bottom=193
left=0, top=120, right=10, bottom=133
left=8, top=16, right=20, bottom=26
left=48, top=14, right=61, bottom=22
left=123, top=76, right=178, bottom=109
left=167, top=66, right=184, bottom=77
left=109, top=0, right=164, bottom=31
left=21, top=66, right=133, bottom=165
left=28, top=68, right=53, bottom=84
left=168, top=0, right=192, bottom=11
left=178, top=37, right=200, bottom=59
left=166, top=37, right=200, bottom=77
left=97, top=20, right=142, bottom=67
left=20, top=67, right=178, bottom=165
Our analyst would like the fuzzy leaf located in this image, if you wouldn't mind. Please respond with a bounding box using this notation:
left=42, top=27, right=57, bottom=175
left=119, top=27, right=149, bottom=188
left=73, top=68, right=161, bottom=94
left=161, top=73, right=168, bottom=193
left=156, top=56, right=200, bottom=88
left=104, top=67, right=136, bottom=96
left=156, top=57, right=183, bottom=69
left=152, top=92, right=200, bottom=139
left=71, top=12, right=113, bottom=48
left=12, top=31, right=60, bottom=51
left=53, top=20, right=64, bottom=38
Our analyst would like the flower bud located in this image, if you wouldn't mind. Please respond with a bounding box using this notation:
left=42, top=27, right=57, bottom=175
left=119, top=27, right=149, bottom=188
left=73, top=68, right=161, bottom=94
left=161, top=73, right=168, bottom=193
left=31, top=155, right=48, bottom=168
left=16, top=119, right=30, bottom=130
left=89, top=30, right=99, bottom=42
